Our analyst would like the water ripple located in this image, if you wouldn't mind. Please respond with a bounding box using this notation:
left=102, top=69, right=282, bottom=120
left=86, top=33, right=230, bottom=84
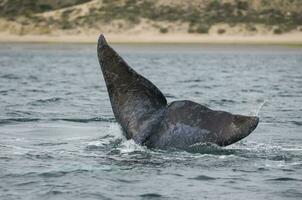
left=1, top=43, right=302, bottom=200
left=0, top=117, right=115, bottom=124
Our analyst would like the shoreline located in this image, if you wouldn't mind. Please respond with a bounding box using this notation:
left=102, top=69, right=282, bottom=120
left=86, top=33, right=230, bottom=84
left=1, top=33, right=302, bottom=46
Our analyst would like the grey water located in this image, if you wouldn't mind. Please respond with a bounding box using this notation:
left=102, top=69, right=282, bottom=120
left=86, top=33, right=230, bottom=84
left=0, top=43, right=302, bottom=200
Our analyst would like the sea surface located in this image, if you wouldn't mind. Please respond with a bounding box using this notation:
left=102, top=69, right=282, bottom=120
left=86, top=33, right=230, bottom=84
left=0, top=43, right=302, bottom=200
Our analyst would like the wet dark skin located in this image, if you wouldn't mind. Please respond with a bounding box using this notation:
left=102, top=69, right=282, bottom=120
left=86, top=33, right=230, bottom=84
left=97, top=34, right=259, bottom=150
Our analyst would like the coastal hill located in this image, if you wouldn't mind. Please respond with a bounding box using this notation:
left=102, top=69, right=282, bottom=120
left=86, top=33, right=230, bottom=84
left=0, top=0, right=301, bottom=43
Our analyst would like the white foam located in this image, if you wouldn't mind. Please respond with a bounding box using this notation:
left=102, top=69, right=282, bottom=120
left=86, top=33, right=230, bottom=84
left=117, top=139, right=146, bottom=154
left=86, top=123, right=124, bottom=147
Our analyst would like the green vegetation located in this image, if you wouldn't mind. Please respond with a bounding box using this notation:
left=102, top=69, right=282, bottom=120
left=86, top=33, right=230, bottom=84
left=159, top=27, right=168, bottom=34
left=0, top=0, right=91, bottom=16
left=96, top=0, right=302, bottom=33
left=0, top=0, right=301, bottom=34
left=188, top=24, right=210, bottom=34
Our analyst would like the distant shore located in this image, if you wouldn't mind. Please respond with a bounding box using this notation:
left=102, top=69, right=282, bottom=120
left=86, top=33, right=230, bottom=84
left=1, top=33, right=302, bottom=45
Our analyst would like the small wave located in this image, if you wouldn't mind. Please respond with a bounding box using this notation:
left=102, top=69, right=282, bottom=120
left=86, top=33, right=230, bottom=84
left=44, top=190, right=64, bottom=195
left=25, top=153, right=54, bottom=160
left=257, top=167, right=270, bottom=172
left=210, top=99, right=236, bottom=106
left=279, top=189, right=302, bottom=198
left=167, top=173, right=184, bottom=177
left=227, top=141, right=302, bottom=162
left=39, top=171, right=68, bottom=178
left=14, top=181, right=37, bottom=186
left=60, top=117, right=115, bottom=123
left=221, top=99, right=236, bottom=103
left=281, top=168, right=295, bottom=172
left=27, top=75, right=38, bottom=81
left=39, top=169, right=90, bottom=178
left=2, top=169, right=91, bottom=179
left=0, top=118, right=40, bottom=124
left=187, top=143, right=236, bottom=155
left=232, top=168, right=257, bottom=173
left=266, top=177, right=302, bottom=182
left=0, top=89, right=16, bottom=95
left=291, top=121, right=302, bottom=126
left=26, top=89, right=47, bottom=93
left=0, top=117, right=115, bottom=124
left=189, top=175, right=216, bottom=181
left=1, top=172, right=37, bottom=178
left=31, top=97, right=63, bottom=104
left=116, top=178, right=139, bottom=183
left=33, top=142, right=68, bottom=146
left=279, top=94, right=300, bottom=97
left=182, top=79, right=202, bottom=83
left=0, top=156, right=12, bottom=161
left=140, top=193, right=162, bottom=198
left=0, top=74, right=19, bottom=80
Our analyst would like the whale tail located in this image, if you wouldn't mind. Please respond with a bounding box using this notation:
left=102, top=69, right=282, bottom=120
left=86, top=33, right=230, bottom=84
left=97, top=34, right=167, bottom=143
left=97, top=34, right=259, bottom=149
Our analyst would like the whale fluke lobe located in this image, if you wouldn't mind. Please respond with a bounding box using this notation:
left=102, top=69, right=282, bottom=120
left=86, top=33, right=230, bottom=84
left=97, top=34, right=259, bottom=150
left=97, top=34, right=167, bottom=143
left=144, top=100, right=259, bottom=149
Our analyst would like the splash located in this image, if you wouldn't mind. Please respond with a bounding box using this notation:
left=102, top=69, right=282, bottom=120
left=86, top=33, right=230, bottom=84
left=116, top=139, right=146, bottom=154
left=254, top=99, right=268, bottom=116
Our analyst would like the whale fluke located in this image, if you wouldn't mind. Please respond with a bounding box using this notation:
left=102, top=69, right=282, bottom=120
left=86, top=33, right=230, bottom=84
left=97, top=34, right=259, bottom=149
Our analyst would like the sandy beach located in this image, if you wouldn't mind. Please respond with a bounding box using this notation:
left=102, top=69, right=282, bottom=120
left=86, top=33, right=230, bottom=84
left=1, top=32, right=302, bottom=45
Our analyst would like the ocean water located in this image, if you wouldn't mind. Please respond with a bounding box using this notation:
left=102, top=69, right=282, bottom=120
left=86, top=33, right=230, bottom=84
left=0, top=43, right=301, bottom=200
